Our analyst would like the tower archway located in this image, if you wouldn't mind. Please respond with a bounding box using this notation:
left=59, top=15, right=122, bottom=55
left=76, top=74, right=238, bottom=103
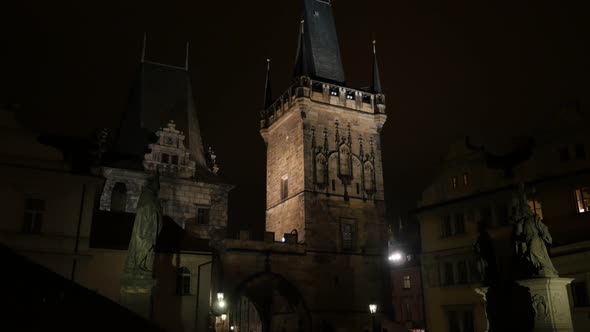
left=230, top=272, right=311, bottom=332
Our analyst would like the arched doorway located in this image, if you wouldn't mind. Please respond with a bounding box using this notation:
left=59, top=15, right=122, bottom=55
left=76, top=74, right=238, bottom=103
left=230, top=272, right=311, bottom=332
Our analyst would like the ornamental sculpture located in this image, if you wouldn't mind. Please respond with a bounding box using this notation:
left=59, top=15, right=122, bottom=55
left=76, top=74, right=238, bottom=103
left=512, top=185, right=558, bottom=278
left=124, top=173, right=163, bottom=274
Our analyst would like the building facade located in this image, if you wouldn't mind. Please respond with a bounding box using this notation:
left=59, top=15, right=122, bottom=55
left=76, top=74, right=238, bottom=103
left=0, top=48, right=230, bottom=332
left=416, top=110, right=590, bottom=332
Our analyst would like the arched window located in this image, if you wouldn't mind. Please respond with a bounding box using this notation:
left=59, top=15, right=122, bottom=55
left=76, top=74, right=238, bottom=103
left=111, top=182, right=127, bottom=212
left=316, top=154, right=327, bottom=185
left=339, top=145, right=351, bottom=176
left=176, top=267, right=191, bottom=295
left=364, top=163, right=375, bottom=193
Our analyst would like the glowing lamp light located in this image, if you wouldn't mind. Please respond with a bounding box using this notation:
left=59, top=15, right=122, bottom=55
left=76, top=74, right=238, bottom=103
left=369, top=304, right=377, bottom=314
left=221, top=314, right=227, bottom=321
left=230, top=326, right=235, bottom=331
left=281, top=237, right=286, bottom=243
left=216, top=292, right=227, bottom=310
left=388, top=252, right=403, bottom=262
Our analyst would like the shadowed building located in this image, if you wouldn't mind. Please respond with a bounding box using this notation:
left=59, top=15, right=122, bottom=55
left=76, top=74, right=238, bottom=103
left=415, top=105, right=590, bottom=332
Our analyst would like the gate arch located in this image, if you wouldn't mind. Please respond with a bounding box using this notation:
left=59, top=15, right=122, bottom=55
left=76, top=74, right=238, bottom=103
left=229, top=272, right=311, bottom=332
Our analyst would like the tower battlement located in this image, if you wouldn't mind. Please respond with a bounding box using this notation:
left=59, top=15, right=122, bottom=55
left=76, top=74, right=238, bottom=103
left=261, top=77, right=386, bottom=129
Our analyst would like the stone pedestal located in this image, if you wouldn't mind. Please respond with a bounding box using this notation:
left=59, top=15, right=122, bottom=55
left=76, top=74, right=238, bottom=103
left=120, top=273, right=157, bottom=320
left=474, top=287, right=490, bottom=332
left=516, top=278, right=574, bottom=332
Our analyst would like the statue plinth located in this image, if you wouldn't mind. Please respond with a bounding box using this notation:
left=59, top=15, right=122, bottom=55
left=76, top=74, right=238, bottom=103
left=474, top=287, right=490, bottom=332
left=516, top=278, right=574, bottom=332
left=120, top=271, right=157, bottom=320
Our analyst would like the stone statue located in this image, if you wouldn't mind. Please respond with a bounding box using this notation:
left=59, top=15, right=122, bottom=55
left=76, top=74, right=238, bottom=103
left=512, top=185, right=558, bottom=278
left=474, top=222, right=498, bottom=285
left=124, top=173, right=163, bottom=274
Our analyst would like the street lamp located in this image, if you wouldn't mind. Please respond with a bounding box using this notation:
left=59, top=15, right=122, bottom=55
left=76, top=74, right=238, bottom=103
left=217, top=292, right=227, bottom=310
left=388, top=251, right=403, bottom=263
left=369, top=304, right=377, bottom=332
left=369, top=304, right=377, bottom=314
left=221, top=314, right=227, bottom=321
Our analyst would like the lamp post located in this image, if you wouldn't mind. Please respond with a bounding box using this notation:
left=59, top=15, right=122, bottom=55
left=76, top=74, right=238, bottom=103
left=213, top=292, right=228, bottom=332
left=369, top=304, right=377, bottom=332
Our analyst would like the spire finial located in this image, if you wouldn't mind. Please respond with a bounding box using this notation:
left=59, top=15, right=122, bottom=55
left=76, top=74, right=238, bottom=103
left=371, top=39, right=383, bottom=94
left=185, top=42, right=190, bottom=71
left=141, top=32, right=147, bottom=63
left=263, top=58, right=273, bottom=110
left=294, top=19, right=309, bottom=78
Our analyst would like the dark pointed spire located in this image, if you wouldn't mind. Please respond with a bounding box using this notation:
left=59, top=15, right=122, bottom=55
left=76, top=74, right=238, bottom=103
left=263, top=59, right=273, bottom=109
left=371, top=40, right=383, bottom=94
left=141, top=32, right=147, bottom=62
left=294, top=20, right=309, bottom=78
left=184, top=42, right=190, bottom=71
left=295, top=0, right=345, bottom=84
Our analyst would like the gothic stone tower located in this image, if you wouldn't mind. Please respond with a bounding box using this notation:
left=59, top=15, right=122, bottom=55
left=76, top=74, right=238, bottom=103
left=261, top=0, right=387, bottom=254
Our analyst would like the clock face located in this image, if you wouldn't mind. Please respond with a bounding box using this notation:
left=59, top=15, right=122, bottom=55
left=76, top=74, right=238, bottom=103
left=165, top=137, right=174, bottom=145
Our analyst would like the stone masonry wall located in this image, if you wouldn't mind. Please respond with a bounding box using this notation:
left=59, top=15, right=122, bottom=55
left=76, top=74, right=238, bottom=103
left=263, top=106, right=306, bottom=241
left=99, top=167, right=231, bottom=239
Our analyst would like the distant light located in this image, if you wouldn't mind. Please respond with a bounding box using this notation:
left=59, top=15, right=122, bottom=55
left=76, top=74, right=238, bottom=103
left=230, top=326, right=235, bottom=331
left=282, top=237, right=286, bottom=243
left=217, top=292, right=224, bottom=301
left=388, top=252, right=403, bottom=262
left=218, top=300, right=226, bottom=308
left=221, top=314, right=227, bottom=321
left=369, top=304, right=377, bottom=314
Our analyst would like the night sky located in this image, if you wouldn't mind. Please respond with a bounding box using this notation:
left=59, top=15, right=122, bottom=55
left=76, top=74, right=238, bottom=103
left=2, top=1, right=588, bottom=236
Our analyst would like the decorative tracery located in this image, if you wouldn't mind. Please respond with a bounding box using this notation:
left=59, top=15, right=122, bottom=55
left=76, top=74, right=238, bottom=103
left=311, top=121, right=377, bottom=200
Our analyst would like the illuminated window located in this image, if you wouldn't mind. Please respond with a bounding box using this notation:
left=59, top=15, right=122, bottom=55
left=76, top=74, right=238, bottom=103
left=22, top=198, right=45, bottom=234
left=575, top=187, right=590, bottom=213
left=346, top=92, right=355, bottom=100
left=451, top=176, right=458, bottom=189
left=281, top=176, right=289, bottom=200
left=462, top=173, right=470, bottom=186
left=527, top=199, right=543, bottom=219
left=176, top=267, right=191, bottom=296
left=403, top=275, right=411, bottom=289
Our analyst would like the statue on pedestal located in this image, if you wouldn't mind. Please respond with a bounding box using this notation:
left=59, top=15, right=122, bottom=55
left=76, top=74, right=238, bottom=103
left=124, top=173, right=163, bottom=275
left=511, top=185, right=558, bottom=278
